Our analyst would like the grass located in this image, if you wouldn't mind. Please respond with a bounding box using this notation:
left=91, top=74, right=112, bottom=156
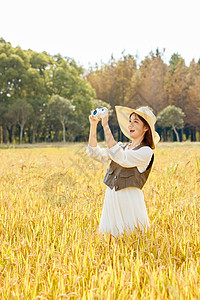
left=0, top=142, right=199, bottom=299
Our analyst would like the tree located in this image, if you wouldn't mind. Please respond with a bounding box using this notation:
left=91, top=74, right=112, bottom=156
left=169, top=53, right=182, bottom=73
left=185, top=60, right=200, bottom=141
left=0, top=40, right=29, bottom=142
left=87, top=53, right=137, bottom=108
left=44, top=54, right=95, bottom=141
left=0, top=40, right=50, bottom=143
left=48, top=95, right=75, bottom=142
left=157, top=105, right=185, bottom=142
left=7, top=99, right=33, bottom=144
left=127, top=52, right=167, bottom=114
left=0, top=40, right=96, bottom=143
left=164, top=58, right=189, bottom=111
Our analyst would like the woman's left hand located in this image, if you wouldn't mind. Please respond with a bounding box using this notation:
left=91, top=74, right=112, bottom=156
left=101, top=107, right=109, bottom=127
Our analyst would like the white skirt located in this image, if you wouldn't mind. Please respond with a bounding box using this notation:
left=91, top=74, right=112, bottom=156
left=99, top=186, right=150, bottom=238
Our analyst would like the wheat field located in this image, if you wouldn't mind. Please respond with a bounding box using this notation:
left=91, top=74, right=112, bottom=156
left=0, top=142, right=199, bottom=299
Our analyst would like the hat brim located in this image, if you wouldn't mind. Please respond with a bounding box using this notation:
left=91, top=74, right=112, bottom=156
left=115, top=106, right=160, bottom=149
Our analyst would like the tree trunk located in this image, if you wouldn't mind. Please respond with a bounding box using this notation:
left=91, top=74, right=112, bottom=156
left=0, top=126, right=2, bottom=143
left=184, top=127, right=190, bottom=140
left=163, top=128, right=167, bottom=142
left=3, top=123, right=8, bottom=143
left=181, top=128, right=183, bottom=142
left=12, top=124, right=16, bottom=143
left=49, top=130, right=52, bottom=142
left=191, top=127, right=196, bottom=142
left=7, top=125, right=14, bottom=143
left=20, top=124, right=24, bottom=144
left=27, top=126, right=31, bottom=143
left=191, top=127, right=193, bottom=141
left=172, top=124, right=180, bottom=142
left=55, top=128, right=59, bottom=142
left=61, top=122, right=66, bottom=143
left=32, top=126, right=36, bottom=143
left=178, top=129, right=182, bottom=142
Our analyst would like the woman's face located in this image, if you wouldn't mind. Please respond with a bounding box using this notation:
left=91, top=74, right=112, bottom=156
left=128, top=113, right=148, bottom=140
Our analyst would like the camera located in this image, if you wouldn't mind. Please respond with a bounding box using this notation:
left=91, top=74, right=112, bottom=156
left=92, top=108, right=107, bottom=119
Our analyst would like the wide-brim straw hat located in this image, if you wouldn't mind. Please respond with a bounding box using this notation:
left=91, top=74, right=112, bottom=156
left=115, top=105, right=160, bottom=149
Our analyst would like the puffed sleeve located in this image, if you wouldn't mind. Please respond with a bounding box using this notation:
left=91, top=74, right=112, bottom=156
left=86, top=144, right=111, bottom=164
left=107, top=142, right=154, bottom=172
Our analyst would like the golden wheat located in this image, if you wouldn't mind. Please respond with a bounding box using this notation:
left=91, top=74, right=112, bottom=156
left=0, top=142, right=199, bottom=299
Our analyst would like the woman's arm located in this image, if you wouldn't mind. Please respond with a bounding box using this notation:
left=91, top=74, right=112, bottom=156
left=103, top=124, right=117, bottom=149
left=88, top=123, right=98, bottom=147
left=86, top=110, right=111, bottom=164
left=86, top=144, right=111, bottom=164
left=88, top=111, right=99, bottom=147
left=101, top=107, right=117, bottom=149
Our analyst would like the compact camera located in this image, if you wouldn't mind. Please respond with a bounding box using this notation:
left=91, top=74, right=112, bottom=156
left=92, top=108, right=107, bottom=119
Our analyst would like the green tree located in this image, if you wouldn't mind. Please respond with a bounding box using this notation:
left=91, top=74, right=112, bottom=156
left=0, top=40, right=50, bottom=143
left=45, top=54, right=95, bottom=141
left=157, top=105, right=185, bottom=142
left=0, top=40, right=28, bottom=142
left=7, top=99, right=33, bottom=144
left=48, top=95, right=75, bottom=142
left=0, top=40, right=96, bottom=143
left=70, top=83, right=95, bottom=142
left=169, top=53, right=182, bottom=73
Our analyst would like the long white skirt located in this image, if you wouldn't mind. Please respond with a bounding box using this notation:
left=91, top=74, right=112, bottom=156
left=99, top=186, right=150, bottom=238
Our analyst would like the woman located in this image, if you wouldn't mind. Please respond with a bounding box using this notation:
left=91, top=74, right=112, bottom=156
left=86, top=105, right=160, bottom=238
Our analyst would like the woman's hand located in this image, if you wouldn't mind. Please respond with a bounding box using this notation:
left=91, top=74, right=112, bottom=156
left=89, top=110, right=100, bottom=126
left=101, top=107, right=109, bottom=127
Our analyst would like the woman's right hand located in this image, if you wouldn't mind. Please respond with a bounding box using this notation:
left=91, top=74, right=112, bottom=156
left=89, top=111, right=100, bottom=126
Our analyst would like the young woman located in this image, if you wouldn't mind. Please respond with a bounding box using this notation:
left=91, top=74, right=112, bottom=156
left=86, top=106, right=160, bottom=238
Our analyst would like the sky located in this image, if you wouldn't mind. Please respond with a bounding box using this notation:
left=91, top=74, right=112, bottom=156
left=1, top=0, right=200, bottom=69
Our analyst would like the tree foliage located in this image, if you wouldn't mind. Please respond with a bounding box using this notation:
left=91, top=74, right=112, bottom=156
left=7, top=99, right=33, bottom=144
left=0, top=39, right=200, bottom=143
left=87, top=49, right=200, bottom=142
left=0, top=39, right=95, bottom=143
left=157, top=105, right=185, bottom=142
left=48, top=95, right=75, bottom=142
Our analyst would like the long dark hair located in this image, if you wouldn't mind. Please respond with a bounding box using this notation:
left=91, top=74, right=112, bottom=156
left=129, top=113, right=154, bottom=149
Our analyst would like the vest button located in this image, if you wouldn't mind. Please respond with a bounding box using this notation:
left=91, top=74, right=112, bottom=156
left=114, top=175, right=117, bottom=179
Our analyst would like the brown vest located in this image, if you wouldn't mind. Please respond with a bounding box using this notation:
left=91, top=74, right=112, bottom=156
left=103, top=143, right=154, bottom=191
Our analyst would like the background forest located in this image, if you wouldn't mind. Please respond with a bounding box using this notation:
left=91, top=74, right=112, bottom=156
left=0, top=38, right=200, bottom=144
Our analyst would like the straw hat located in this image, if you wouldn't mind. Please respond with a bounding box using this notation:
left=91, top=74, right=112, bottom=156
left=115, top=105, right=160, bottom=149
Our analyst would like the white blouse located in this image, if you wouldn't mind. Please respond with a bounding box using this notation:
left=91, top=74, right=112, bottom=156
left=86, top=141, right=154, bottom=172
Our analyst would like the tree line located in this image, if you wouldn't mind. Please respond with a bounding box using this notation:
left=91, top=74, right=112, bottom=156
left=87, top=50, right=200, bottom=142
left=0, top=38, right=95, bottom=144
left=0, top=39, right=200, bottom=144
